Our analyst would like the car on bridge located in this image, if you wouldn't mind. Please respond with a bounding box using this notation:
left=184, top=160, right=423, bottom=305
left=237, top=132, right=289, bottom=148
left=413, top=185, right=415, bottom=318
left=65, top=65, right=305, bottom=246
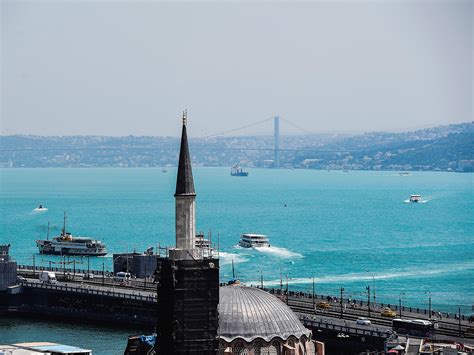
left=356, top=317, right=372, bottom=326
left=381, top=307, right=397, bottom=318
left=316, top=301, right=331, bottom=310
left=83, top=273, right=94, bottom=280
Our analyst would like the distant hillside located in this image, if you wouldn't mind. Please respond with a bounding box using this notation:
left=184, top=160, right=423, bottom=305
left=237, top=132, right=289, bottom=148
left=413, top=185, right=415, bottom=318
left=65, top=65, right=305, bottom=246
left=1, top=122, right=472, bottom=172
left=295, top=122, right=474, bottom=172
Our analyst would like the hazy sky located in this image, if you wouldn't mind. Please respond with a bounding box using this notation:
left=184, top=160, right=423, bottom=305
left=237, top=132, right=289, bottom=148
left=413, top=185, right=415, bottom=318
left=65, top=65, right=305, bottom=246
left=1, top=0, right=472, bottom=137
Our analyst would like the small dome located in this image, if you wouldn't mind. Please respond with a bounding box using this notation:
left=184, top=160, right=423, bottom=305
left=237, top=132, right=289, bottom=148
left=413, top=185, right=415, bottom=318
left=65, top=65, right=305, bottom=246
left=218, top=285, right=311, bottom=343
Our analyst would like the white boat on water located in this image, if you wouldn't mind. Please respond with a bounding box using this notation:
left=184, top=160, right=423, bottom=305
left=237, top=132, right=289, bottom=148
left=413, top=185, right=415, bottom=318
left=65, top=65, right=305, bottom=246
left=409, top=194, right=422, bottom=203
left=33, top=204, right=48, bottom=212
left=238, top=234, right=270, bottom=248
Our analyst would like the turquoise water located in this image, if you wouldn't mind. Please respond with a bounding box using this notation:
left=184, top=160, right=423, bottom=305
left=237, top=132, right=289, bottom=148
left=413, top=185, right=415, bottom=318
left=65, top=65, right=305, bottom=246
left=0, top=168, right=473, bottom=351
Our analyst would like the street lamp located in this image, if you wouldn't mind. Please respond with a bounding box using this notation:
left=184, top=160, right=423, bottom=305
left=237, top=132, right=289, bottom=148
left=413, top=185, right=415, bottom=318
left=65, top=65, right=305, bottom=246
left=340, top=287, right=345, bottom=319
left=425, top=291, right=432, bottom=319
left=399, top=292, right=405, bottom=318
left=366, top=285, right=371, bottom=317
left=366, top=270, right=376, bottom=307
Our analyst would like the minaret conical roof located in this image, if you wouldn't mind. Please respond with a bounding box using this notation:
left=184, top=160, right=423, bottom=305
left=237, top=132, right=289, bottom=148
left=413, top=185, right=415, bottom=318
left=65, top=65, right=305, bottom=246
left=175, top=112, right=196, bottom=196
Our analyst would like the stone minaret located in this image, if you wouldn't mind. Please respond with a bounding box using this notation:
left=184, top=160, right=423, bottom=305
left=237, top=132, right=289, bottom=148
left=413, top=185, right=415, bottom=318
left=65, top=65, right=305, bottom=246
left=156, top=111, right=219, bottom=354
left=170, top=110, right=199, bottom=260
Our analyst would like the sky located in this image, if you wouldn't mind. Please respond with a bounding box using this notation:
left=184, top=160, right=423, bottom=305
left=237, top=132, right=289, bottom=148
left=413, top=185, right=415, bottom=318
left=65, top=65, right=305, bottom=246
left=1, top=0, right=472, bottom=137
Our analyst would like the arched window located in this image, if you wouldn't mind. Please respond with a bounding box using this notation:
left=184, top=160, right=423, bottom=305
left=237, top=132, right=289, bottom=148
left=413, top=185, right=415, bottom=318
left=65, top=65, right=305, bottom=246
left=253, top=340, right=264, bottom=355
left=286, top=339, right=296, bottom=355
left=233, top=341, right=249, bottom=355
left=271, top=340, right=281, bottom=355
left=217, top=340, right=228, bottom=355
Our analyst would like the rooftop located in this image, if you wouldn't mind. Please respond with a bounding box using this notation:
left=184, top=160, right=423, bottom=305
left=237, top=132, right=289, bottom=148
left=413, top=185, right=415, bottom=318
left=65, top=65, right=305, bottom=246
left=218, top=285, right=311, bottom=343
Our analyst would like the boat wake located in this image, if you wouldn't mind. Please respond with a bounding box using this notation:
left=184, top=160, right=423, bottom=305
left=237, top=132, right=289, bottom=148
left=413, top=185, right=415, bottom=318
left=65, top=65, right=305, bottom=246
left=244, top=262, right=474, bottom=287
left=32, top=208, right=48, bottom=213
left=253, top=246, right=303, bottom=259
left=219, top=251, right=248, bottom=266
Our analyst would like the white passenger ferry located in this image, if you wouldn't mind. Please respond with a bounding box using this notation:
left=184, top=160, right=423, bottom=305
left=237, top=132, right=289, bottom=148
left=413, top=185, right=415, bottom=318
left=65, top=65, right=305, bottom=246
left=238, top=234, right=270, bottom=248
left=36, top=212, right=107, bottom=256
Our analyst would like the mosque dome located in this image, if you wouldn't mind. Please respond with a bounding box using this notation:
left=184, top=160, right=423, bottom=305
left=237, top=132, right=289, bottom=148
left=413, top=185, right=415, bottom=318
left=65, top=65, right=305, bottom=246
left=218, top=285, right=314, bottom=354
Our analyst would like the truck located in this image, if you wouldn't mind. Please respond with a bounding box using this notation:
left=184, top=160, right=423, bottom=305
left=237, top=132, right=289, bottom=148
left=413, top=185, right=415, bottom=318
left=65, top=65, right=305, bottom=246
left=39, top=271, right=58, bottom=284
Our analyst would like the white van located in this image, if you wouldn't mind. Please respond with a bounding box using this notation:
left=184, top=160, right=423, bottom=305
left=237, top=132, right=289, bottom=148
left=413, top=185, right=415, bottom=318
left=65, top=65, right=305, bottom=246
left=113, top=272, right=131, bottom=283
left=39, top=271, right=58, bottom=284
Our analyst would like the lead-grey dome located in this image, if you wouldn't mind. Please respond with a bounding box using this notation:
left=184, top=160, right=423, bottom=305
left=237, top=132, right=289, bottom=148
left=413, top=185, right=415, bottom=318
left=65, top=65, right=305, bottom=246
left=218, top=285, right=311, bottom=343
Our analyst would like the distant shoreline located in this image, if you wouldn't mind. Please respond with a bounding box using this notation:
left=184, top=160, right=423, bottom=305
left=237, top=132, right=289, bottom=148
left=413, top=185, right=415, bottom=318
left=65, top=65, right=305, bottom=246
left=0, top=166, right=471, bottom=173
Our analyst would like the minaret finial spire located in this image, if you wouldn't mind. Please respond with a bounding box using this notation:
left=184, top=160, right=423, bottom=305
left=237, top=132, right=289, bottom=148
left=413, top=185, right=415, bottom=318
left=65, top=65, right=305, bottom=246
left=182, top=109, right=187, bottom=126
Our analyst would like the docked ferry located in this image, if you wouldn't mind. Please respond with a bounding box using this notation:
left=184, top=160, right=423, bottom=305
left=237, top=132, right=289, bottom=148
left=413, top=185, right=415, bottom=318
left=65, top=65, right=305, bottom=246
left=238, top=234, right=270, bottom=248
left=195, top=234, right=213, bottom=257
left=36, top=213, right=107, bottom=256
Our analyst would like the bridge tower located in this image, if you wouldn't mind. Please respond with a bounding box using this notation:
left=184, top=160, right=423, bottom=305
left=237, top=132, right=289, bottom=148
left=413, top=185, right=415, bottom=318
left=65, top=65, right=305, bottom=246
left=274, top=116, right=280, bottom=168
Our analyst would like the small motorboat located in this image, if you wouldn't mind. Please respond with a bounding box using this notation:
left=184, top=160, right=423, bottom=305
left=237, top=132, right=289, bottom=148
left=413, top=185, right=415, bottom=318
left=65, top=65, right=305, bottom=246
left=34, top=204, right=48, bottom=212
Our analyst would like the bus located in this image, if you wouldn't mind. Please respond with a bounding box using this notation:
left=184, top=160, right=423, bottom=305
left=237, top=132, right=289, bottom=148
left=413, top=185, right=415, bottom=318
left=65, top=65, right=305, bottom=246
left=392, top=318, right=436, bottom=337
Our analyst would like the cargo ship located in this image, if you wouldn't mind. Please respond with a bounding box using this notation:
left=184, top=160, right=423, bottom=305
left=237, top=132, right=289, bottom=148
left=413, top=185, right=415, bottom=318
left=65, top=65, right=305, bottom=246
left=230, top=164, right=249, bottom=177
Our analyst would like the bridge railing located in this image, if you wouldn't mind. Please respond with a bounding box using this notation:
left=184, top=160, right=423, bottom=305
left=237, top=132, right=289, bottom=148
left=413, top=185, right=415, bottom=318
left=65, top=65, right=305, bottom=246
left=20, top=281, right=157, bottom=303
left=298, top=314, right=393, bottom=338
left=256, top=286, right=471, bottom=322
left=18, top=264, right=109, bottom=276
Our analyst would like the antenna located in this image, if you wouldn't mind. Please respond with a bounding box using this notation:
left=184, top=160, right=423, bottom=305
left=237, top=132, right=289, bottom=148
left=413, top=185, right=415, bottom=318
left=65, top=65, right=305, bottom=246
left=47, top=221, right=50, bottom=241
left=209, top=229, right=212, bottom=258
left=62, top=211, right=67, bottom=236
left=217, top=232, right=220, bottom=259
left=280, top=265, right=283, bottom=292
left=232, top=259, right=235, bottom=279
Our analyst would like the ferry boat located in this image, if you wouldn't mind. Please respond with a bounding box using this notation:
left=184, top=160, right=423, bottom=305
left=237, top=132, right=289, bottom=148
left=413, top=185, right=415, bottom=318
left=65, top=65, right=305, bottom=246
left=231, top=164, right=249, bottom=177
left=36, top=212, right=107, bottom=256
left=238, top=233, right=270, bottom=248
left=409, top=194, right=422, bottom=203
left=195, top=234, right=213, bottom=257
